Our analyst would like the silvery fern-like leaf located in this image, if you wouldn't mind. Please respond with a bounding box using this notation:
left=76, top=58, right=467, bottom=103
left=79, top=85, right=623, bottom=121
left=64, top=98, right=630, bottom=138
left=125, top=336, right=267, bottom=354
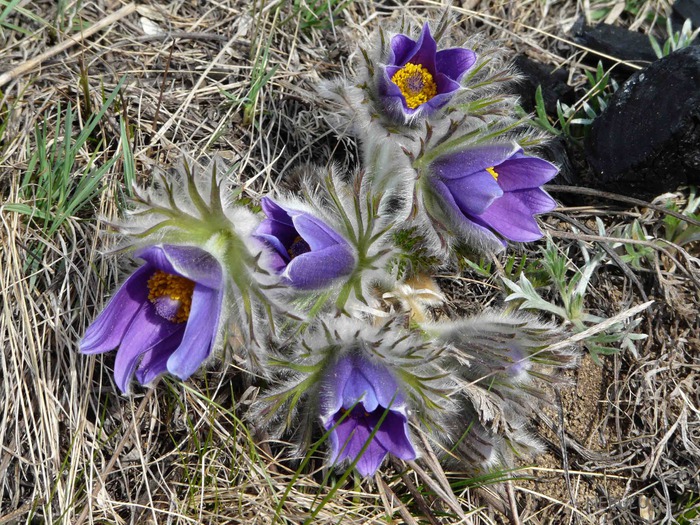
left=424, top=310, right=577, bottom=469
left=502, top=273, right=568, bottom=318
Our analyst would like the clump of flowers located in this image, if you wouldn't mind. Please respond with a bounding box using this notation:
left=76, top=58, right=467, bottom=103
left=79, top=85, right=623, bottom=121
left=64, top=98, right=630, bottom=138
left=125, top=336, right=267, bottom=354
left=81, top=14, right=577, bottom=496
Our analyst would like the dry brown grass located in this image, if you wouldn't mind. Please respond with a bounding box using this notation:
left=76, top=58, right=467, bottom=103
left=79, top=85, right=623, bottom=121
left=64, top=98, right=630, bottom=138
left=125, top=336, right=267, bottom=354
left=1, top=0, right=698, bottom=523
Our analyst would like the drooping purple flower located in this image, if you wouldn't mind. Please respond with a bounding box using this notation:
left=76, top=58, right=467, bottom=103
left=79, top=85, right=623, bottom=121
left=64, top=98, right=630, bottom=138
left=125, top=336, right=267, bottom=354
left=429, top=143, right=558, bottom=243
left=319, top=354, right=416, bottom=477
left=379, top=23, right=477, bottom=117
left=254, top=197, right=355, bottom=290
left=80, top=245, right=224, bottom=393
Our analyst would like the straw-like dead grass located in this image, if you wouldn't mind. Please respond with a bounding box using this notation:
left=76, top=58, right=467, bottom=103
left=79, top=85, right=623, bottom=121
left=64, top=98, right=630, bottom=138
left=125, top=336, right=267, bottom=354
left=1, top=0, right=698, bottom=523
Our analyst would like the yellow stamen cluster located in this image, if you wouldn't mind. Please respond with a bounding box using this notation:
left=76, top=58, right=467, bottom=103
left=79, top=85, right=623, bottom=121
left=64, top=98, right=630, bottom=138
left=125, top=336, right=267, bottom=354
left=147, top=270, right=195, bottom=323
left=486, top=166, right=499, bottom=181
left=391, top=63, right=437, bottom=109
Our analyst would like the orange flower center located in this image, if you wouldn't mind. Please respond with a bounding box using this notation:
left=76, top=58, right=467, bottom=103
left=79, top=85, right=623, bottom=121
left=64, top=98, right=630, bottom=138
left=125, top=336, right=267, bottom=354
left=147, top=271, right=195, bottom=323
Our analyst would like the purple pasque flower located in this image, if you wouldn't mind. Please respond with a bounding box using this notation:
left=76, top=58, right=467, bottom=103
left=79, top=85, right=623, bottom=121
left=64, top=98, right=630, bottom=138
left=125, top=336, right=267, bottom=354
left=320, top=354, right=416, bottom=477
left=430, top=143, right=558, bottom=243
left=379, top=23, right=476, bottom=116
left=80, top=245, right=223, bottom=393
left=254, top=197, right=355, bottom=290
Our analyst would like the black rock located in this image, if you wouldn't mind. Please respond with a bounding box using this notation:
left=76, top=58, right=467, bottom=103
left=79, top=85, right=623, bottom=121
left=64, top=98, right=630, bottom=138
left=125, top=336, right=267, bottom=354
left=583, top=46, right=700, bottom=199
left=536, top=137, right=579, bottom=187
left=513, top=55, right=576, bottom=115
left=572, top=19, right=658, bottom=73
left=673, top=0, right=700, bottom=28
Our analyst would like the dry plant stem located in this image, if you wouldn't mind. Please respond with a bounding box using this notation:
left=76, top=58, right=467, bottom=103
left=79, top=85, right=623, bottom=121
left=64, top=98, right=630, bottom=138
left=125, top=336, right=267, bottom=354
left=75, top=390, right=155, bottom=525
left=152, top=43, right=175, bottom=131
left=548, top=230, right=700, bottom=289
left=541, top=300, right=654, bottom=355
left=641, top=406, right=686, bottom=479
left=0, top=502, right=38, bottom=525
left=418, top=431, right=457, bottom=501
left=546, top=186, right=700, bottom=228
left=537, top=411, right=625, bottom=464
left=406, top=459, right=473, bottom=524
left=554, top=389, right=577, bottom=521
left=133, top=31, right=229, bottom=43
left=423, top=0, right=644, bottom=70
left=375, top=473, right=420, bottom=525
left=506, top=481, right=522, bottom=525
left=473, top=486, right=509, bottom=519
left=0, top=3, right=137, bottom=87
left=395, top=467, right=442, bottom=525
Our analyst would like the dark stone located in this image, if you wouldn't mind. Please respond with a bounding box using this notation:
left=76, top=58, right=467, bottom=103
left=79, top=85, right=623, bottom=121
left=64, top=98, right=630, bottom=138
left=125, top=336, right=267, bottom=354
left=537, top=137, right=578, bottom=186
left=572, top=19, right=658, bottom=72
left=583, top=46, right=700, bottom=199
left=513, top=55, right=576, bottom=115
left=673, top=0, right=700, bottom=27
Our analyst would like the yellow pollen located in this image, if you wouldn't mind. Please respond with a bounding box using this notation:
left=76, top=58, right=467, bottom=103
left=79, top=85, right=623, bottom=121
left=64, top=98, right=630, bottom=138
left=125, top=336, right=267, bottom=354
left=390, top=63, right=437, bottom=109
left=486, top=166, right=499, bottom=181
left=147, top=271, right=195, bottom=323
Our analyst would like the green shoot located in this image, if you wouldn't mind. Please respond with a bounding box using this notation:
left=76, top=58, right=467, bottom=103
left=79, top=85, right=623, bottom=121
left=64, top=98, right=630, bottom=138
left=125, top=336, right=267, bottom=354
left=502, top=235, right=647, bottom=364
left=649, top=18, right=699, bottom=58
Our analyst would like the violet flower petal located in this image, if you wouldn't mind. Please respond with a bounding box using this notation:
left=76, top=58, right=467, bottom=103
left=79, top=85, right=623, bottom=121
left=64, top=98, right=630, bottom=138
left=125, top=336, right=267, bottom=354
left=354, top=357, right=404, bottom=410
left=431, top=143, right=520, bottom=180
left=113, top=303, right=184, bottom=393
left=255, top=224, right=297, bottom=256
left=261, top=197, right=294, bottom=226
left=136, top=244, right=222, bottom=289
left=342, top=368, right=379, bottom=412
left=321, top=355, right=355, bottom=422
left=333, top=414, right=388, bottom=477
left=493, top=154, right=559, bottom=191
left=354, top=438, right=389, bottom=477
left=258, top=198, right=298, bottom=246
left=291, top=213, right=348, bottom=250
left=441, top=170, right=504, bottom=216
left=255, top=232, right=291, bottom=271
left=372, top=411, right=416, bottom=460
left=80, top=265, right=152, bottom=355
left=135, top=329, right=184, bottom=385
left=405, top=23, right=438, bottom=74
left=282, top=244, right=355, bottom=290
left=436, top=48, right=477, bottom=81
left=478, top=189, right=556, bottom=242
left=391, top=34, right=418, bottom=66
left=326, top=415, right=351, bottom=464
left=167, top=283, right=223, bottom=380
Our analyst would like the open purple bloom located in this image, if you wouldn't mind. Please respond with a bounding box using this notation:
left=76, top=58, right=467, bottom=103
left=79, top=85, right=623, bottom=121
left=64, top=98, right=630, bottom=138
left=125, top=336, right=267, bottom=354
left=320, top=354, right=416, bottom=477
left=379, top=23, right=476, bottom=116
left=80, top=245, right=224, bottom=393
left=430, top=143, right=558, bottom=243
left=254, top=197, right=354, bottom=290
